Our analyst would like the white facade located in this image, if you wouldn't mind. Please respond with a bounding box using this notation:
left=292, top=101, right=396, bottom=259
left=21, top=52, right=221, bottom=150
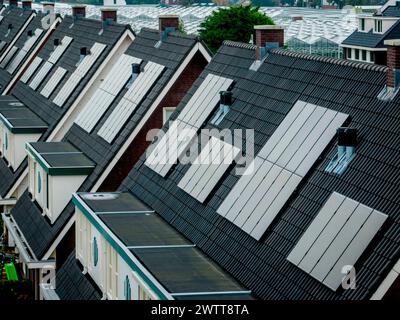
left=75, top=209, right=155, bottom=300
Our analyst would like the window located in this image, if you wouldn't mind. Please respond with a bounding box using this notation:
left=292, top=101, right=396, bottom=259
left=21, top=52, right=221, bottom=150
left=362, top=50, right=367, bottom=61
left=92, top=237, right=99, bottom=267
left=360, top=19, right=365, bottom=31
left=355, top=49, right=359, bottom=60
left=374, top=19, right=383, bottom=33
left=163, top=107, right=176, bottom=125
left=287, top=192, right=387, bottom=291
left=124, top=276, right=131, bottom=300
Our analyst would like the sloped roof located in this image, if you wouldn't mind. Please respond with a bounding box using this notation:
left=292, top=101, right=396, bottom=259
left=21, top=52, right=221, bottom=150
left=342, top=16, right=400, bottom=49
left=55, top=250, right=102, bottom=300
left=0, top=7, right=33, bottom=56
left=0, top=14, right=128, bottom=199
left=10, top=27, right=202, bottom=259
left=382, top=2, right=400, bottom=16
left=118, top=42, right=400, bottom=300
left=0, top=11, right=48, bottom=89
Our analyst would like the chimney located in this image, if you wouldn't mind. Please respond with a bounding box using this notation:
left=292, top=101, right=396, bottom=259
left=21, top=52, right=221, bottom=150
left=54, top=38, right=61, bottom=47
left=211, top=91, right=233, bottom=125
left=72, top=5, right=86, bottom=19
left=42, top=2, right=55, bottom=14
left=9, top=0, right=18, bottom=7
left=384, top=39, right=400, bottom=89
left=22, top=0, right=32, bottom=10
left=101, top=7, right=117, bottom=24
left=126, top=63, right=141, bottom=88
left=159, top=15, right=180, bottom=32
left=254, top=25, right=284, bottom=61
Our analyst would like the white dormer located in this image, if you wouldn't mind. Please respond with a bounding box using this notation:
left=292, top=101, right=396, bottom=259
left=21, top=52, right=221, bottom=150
left=0, top=101, right=47, bottom=171
left=26, top=142, right=95, bottom=224
left=357, top=16, right=398, bottom=34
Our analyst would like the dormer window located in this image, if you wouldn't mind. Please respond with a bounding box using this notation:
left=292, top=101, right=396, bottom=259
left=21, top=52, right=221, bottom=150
left=26, top=142, right=95, bottom=224
left=375, top=19, right=383, bottom=33
left=0, top=103, right=47, bottom=171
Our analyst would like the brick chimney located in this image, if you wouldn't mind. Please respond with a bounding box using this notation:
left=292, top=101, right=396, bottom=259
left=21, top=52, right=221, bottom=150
left=101, top=7, right=117, bottom=23
left=159, top=15, right=180, bottom=32
left=22, top=0, right=32, bottom=10
left=384, top=39, right=400, bottom=89
left=254, top=25, right=284, bottom=61
left=72, top=5, right=86, bottom=19
left=9, top=0, right=18, bottom=7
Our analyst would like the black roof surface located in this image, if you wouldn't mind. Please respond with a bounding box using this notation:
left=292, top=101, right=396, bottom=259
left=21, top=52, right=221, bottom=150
left=118, top=41, right=400, bottom=300
left=0, top=7, right=33, bottom=56
left=55, top=250, right=102, bottom=300
left=382, top=2, right=400, bottom=16
left=342, top=19, right=400, bottom=48
left=0, top=10, right=48, bottom=89
left=9, top=28, right=201, bottom=259
left=0, top=12, right=128, bottom=198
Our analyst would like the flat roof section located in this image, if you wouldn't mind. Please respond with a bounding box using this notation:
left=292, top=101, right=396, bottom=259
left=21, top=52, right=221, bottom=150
left=26, top=142, right=95, bottom=175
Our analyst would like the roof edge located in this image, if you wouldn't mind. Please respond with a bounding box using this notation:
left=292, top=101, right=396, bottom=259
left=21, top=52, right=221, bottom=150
left=222, top=40, right=257, bottom=50
left=270, top=48, right=388, bottom=72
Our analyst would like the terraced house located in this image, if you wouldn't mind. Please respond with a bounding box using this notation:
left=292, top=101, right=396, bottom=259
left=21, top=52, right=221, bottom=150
left=1, top=6, right=210, bottom=299
left=59, top=25, right=400, bottom=300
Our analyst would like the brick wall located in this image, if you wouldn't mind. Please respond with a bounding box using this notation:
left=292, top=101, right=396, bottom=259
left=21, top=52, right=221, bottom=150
left=99, top=51, right=208, bottom=191
left=387, top=46, right=400, bottom=88
left=255, top=28, right=284, bottom=60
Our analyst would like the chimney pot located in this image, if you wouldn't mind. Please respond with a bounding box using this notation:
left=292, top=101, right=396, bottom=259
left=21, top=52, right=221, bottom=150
left=337, top=128, right=357, bottom=147
left=159, top=14, right=180, bottom=32
left=80, top=47, right=88, bottom=56
left=132, top=63, right=141, bottom=75
left=72, top=5, right=86, bottom=19
left=9, top=0, right=18, bottom=7
left=254, top=25, right=284, bottom=61
left=101, top=7, right=117, bottom=23
left=22, top=0, right=32, bottom=10
left=384, top=39, right=400, bottom=89
left=54, top=38, right=60, bottom=46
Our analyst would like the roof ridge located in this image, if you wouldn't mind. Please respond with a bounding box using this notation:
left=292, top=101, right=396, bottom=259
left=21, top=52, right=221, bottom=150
left=222, top=40, right=257, bottom=50
left=270, top=48, right=388, bottom=72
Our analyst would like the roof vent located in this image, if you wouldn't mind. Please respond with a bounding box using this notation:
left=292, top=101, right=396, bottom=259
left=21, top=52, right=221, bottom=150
left=53, top=38, right=60, bottom=47
left=126, top=63, right=141, bottom=88
left=27, top=30, right=34, bottom=37
left=325, top=127, right=357, bottom=175
left=8, top=24, right=12, bottom=30
left=76, top=47, right=89, bottom=66
left=211, top=91, right=233, bottom=126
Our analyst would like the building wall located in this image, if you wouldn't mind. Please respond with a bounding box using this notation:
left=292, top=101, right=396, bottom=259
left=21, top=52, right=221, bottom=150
left=99, top=51, right=208, bottom=191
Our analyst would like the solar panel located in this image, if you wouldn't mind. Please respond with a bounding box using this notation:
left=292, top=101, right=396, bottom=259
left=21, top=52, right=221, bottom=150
left=0, top=41, right=6, bottom=52
left=287, top=192, right=387, bottom=291
left=145, top=74, right=234, bottom=177
left=48, top=36, right=73, bottom=64
left=177, top=136, right=240, bottom=203
left=29, top=61, right=52, bottom=90
left=97, top=61, right=164, bottom=143
left=52, top=43, right=106, bottom=107
left=217, top=101, right=349, bottom=240
left=40, top=67, right=68, bottom=98
left=20, top=56, right=42, bottom=83
left=7, top=28, right=44, bottom=74
left=75, top=54, right=142, bottom=133
left=0, top=46, right=18, bottom=68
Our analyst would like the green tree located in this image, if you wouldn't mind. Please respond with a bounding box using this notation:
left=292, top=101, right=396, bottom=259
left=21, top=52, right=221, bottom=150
left=199, top=5, right=274, bottom=54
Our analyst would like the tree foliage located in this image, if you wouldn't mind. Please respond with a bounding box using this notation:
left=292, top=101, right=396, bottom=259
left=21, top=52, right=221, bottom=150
left=199, top=5, right=274, bottom=54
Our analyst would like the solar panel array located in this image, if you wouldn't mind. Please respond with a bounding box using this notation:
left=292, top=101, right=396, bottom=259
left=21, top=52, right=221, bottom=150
left=178, top=136, right=241, bottom=203
left=28, top=35, right=73, bottom=90
left=75, top=54, right=142, bottom=133
left=40, top=66, right=68, bottom=98
left=145, top=73, right=233, bottom=177
left=20, top=56, right=42, bottom=83
left=53, top=42, right=106, bottom=107
left=217, top=101, right=349, bottom=240
left=97, top=61, right=164, bottom=143
left=287, top=192, right=387, bottom=291
left=0, top=46, right=18, bottom=68
left=7, top=28, right=43, bottom=74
